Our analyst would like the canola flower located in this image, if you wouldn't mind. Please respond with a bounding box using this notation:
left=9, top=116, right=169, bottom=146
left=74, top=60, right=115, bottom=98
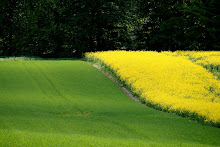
left=86, top=51, right=220, bottom=124
left=162, top=51, right=220, bottom=66
left=162, top=51, right=220, bottom=79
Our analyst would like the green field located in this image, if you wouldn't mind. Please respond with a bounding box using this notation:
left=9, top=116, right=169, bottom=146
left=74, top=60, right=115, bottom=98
left=0, top=60, right=219, bottom=146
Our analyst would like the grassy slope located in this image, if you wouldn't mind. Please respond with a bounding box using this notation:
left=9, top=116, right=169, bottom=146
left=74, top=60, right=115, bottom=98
left=0, top=60, right=219, bottom=146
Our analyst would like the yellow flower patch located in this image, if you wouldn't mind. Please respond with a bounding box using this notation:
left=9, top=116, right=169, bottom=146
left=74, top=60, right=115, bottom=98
left=86, top=51, right=220, bottom=124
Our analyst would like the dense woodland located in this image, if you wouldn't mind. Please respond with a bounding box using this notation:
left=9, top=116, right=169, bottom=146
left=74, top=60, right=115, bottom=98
left=0, top=0, right=219, bottom=57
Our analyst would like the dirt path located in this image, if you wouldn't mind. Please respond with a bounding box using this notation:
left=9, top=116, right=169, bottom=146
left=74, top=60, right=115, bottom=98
left=92, top=64, right=144, bottom=105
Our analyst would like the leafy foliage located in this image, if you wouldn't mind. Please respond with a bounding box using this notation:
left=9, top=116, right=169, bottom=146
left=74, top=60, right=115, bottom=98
left=0, top=0, right=219, bottom=57
left=0, top=0, right=132, bottom=57
left=135, top=0, right=220, bottom=51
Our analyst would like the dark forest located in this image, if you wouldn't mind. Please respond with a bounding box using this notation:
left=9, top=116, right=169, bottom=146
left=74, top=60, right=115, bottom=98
left=0, top=0, right=219, bottom=57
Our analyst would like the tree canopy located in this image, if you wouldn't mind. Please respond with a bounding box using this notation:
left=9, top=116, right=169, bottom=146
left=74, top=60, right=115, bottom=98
left=0, top=0, right=219, bottom=57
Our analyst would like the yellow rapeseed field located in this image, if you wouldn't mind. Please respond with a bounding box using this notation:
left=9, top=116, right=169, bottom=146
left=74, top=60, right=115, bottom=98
left=162, top=51, right=220, bottom=79
left=162, top=51, right=220, bottom=66
left=85, top=51, right=220, bottom=124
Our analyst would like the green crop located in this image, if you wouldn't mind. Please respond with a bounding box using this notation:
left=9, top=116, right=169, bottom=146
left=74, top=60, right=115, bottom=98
left=0, top=60, right=219, bottom=146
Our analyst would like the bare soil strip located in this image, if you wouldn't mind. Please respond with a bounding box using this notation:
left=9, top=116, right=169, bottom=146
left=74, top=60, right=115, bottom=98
left=92, top=64, right=143, bottom=105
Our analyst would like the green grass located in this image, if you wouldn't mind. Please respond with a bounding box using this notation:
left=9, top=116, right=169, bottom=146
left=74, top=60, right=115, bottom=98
left=0, top=60, right=219, bottom=146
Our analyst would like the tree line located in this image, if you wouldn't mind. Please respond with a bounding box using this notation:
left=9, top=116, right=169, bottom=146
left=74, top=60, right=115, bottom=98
left=0, top=0, right=219, bottom=58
